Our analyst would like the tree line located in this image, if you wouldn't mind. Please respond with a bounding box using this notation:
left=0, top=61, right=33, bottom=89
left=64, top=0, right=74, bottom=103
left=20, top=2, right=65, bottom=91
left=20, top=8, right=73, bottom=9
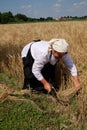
left=0, top=11, right=54, bottom=24
left=0, top=11, right=87, bottom=24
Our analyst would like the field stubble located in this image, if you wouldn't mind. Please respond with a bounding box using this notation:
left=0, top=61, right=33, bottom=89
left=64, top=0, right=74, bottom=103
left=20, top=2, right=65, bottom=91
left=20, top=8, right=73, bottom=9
left=0, top=21, right=87, bottom=128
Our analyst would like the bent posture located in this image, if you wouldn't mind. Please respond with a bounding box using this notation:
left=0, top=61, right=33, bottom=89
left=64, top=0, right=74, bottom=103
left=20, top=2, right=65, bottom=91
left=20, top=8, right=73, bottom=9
left=21, top=39, right=80, bottom=92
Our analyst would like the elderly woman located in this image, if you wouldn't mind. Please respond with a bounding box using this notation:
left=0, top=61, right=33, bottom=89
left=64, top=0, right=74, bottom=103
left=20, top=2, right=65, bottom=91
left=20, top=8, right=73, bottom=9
left=21, top=39, right=80, bottom=92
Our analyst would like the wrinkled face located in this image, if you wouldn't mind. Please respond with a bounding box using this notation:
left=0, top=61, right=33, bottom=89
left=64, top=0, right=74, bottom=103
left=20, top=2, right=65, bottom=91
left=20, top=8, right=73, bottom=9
left=52, top=48, right=65, bottom=59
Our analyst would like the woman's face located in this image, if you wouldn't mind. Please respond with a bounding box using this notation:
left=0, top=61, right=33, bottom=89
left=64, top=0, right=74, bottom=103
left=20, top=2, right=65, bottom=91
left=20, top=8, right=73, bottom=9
left=52, top=49, right=65, bottom=59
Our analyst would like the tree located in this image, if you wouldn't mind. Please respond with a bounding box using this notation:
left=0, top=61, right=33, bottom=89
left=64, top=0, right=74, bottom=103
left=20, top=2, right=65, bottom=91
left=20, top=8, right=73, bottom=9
left=14, top=14, right=28, bottom=22
left=8, top=11, right=14, bottom=22
left=1, top=12, right=9, bottom=23
left=1, top=11, right=14, bottom=23
left=46, top=17, right=53, bottom=21
left=40, top=17, right=45, bottom=21
left=0, top=12, right=1, bottom=23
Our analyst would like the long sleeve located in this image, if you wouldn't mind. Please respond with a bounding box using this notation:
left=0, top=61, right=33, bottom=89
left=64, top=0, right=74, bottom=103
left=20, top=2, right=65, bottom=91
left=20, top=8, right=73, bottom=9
left=62, top=54, right=77, bottom=76
left=30, top=40, right=57, bottom=81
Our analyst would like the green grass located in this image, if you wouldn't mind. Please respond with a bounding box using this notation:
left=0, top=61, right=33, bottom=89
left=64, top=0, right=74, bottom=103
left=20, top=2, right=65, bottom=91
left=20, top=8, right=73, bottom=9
left=0, top=100, right=63, bottom=130
left=0, top=72, right=21, bottom=90
left=0, top=100, right=87, bottom=130
left=0, top=72, right=87, bottom=130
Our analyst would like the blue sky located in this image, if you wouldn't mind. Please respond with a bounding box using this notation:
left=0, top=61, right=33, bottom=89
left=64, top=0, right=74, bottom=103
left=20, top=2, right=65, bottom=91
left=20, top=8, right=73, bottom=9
left=0, top=0, right=87, bottom=18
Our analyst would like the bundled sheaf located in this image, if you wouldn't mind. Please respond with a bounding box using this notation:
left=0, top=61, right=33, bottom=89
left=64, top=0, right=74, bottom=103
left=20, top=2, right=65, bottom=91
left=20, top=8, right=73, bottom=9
left=50, top=60, right=81, bottom=104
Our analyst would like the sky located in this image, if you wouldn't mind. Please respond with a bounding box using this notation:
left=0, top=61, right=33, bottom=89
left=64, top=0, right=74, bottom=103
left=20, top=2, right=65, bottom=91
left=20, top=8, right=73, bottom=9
left=0, top=0, right=87, bottom=18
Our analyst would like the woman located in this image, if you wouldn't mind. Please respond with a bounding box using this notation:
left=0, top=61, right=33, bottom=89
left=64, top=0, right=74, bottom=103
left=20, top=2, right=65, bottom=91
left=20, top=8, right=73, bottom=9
left=21, top=38, right=80, bottom=93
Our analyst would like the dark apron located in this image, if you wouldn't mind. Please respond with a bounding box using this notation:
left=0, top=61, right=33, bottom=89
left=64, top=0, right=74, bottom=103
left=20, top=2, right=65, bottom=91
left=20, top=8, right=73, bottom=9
left=22, top=40, right=56, bottom=89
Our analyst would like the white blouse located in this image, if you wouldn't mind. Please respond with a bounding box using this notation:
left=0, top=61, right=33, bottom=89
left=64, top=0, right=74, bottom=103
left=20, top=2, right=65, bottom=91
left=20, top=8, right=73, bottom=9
left=21, top=40, right=77, bottom=81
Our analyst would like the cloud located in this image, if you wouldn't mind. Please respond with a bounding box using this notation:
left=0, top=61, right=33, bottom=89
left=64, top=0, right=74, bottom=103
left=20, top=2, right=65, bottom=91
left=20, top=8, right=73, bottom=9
left=57, top=0, right=62, bottom=2
left=54, top=3, right=61, bottom=8
left=66, top=1, right=87, bottom=16
left=53, top=3, right=61, bottom=12
left=19, top=4, right=32, bottom=16
left=21, top=5, right=32, bottom=10
left=73, top=1, right=87, bottom=8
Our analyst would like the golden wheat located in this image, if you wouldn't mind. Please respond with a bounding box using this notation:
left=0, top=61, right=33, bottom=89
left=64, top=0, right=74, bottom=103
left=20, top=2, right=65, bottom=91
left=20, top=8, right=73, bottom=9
left=0, top=21, right=87, bottom=88
left=0, top=21, right=87, bottom=125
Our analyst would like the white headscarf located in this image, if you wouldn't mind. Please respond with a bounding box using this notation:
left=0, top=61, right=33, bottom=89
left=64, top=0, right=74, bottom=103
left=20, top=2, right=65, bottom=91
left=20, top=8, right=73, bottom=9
left=49, top=38, right=68, bottom=53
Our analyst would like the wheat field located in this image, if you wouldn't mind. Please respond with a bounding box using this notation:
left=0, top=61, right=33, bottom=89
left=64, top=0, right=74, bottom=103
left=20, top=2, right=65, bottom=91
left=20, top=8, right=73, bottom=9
left=0, top=21, right=87, bottom=126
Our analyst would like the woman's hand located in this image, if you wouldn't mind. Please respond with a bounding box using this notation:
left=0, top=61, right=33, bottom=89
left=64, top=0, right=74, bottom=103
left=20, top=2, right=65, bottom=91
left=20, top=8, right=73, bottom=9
left=44, top=82, right=52, bottom=93
left=40, top=78, right=52, bottom=92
